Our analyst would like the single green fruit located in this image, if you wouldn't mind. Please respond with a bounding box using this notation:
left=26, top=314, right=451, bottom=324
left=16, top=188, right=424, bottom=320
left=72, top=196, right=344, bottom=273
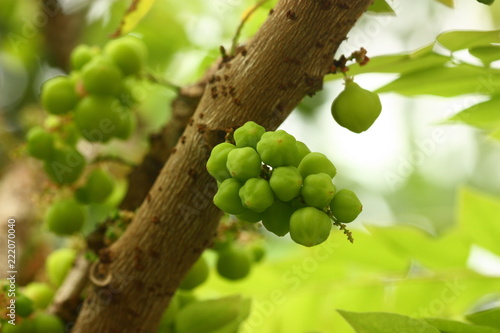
left=262, top=200, right=294, bottom=236
left=70, top=44, right=98, bottom=70
left=477, top=0, right=494, bottom=4
left=84, top=169, right=115, bottom=203
left=26, top=127, right=55, bottom=160
left=23, top=282, right=55, bottom=309
left=179, top=256, right=209, bottom=290
left=289, top=207, right=332, bottom=247
left=15, top=293, right=34, bottom=317
left=256, top=130, right=298, bottom=167
left=226, top=147, right=262, bottom=181
left=331, top=80, right=382, bottom=133
left=2, top=318, right=35, bottom=333
left=32, top=313, right=65, bottom=333
left=236, top=209, right=263, bottom=223
left=290, top=141, right=311, bottom=167
left=43, top=146, right=86, bottom=185
left=329, top=189, right=362, bottom=223
left=213, top=178, right=245, bottom=215
left=269, top=166, right=302, bottom=202
left=298, top=152, right=336, bottom=178
left=216, top=247, right=252, bottom=280
left=45, top=199, right=86, bottom=236
left=114, top=110, right=136, bottom=140
left=206, top=143, right=236, bottom=183
left=81, top=56, right=123, bottom=95
left=104, top=36, right=147, bottom=76
left=250, top=243, right=266, bottom=263
left=239, top=178, right=274, bottom=213
left=75, top=95, right=126, bottom=142
left=301, top=173, right=336, bottom=209
left=46, top=248, right=77, bottom=287
left=233, top=121, right=266, bottom=148
left=41, top=76, right=79, bottom=115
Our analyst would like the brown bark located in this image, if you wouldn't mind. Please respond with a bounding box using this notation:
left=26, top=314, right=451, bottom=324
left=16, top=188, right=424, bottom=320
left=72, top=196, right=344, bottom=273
left=72, top=1, right=373, bottom=332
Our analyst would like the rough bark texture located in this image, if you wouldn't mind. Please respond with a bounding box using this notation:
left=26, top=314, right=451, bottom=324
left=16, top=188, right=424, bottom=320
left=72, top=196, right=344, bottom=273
left=72, top=1, right=372, bottom=332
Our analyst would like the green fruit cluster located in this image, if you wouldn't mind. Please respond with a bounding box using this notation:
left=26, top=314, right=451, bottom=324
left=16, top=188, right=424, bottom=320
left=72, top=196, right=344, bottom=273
left=331, top=79, right=382, bottom=133
left=28, top=36, right=147, bottom=187
left=39, top=36, right=145, bottom=143
left=207, top=121, right=363, bottom=247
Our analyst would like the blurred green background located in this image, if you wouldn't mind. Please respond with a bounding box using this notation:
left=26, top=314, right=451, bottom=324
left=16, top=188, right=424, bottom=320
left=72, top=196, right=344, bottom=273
left=1, top=0, right=500, bottom=332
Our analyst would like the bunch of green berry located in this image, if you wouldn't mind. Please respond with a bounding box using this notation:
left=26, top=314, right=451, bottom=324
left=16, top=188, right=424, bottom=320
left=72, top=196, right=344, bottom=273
left=25, top=36, right=148, bottom=236
left=26, top=35, right=147, bottom=185
left=207, top=121, right=362, bottom=247
left=1, top=278, right=66, bottom=333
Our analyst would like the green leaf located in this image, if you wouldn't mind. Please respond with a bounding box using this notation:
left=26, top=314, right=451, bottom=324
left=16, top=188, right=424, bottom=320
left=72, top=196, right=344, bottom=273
left=376, top=64, right=500, bottom=97
left=175, top=295, right=249, bottom=333
left=368, top=0, right=395, bottom=14
left=112, top=0, right=158, bottom=37
left=458, top=188, right=500, bottom=256
left=434, top=0, right=455, bottom=7
left=424, top=318, right=500, bottom=333
left=437, top=30, right=500, bottom=52
left=338, top=310, right=440, bottom=333
left=466, top=308, right=500, bottom=330
left=469, top=45, right=500, bottom=66
left=449, top=96, right=500, bottom=130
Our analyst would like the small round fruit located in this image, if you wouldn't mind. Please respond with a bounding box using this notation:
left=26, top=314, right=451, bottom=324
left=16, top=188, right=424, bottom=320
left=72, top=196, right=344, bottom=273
left=45, top=199, right=86, bottom=236
left=32, top=313, right=65, bottom=333
left=269, top=166, right=302, bottom=202
left=70, top=44, right=98, bottom=70
left=301, top=173, right=336, bottom=208
left=26, top=127, right=54, bottom=160
left=75, top=95, right=125, bottom=142
left=179, top=256, right=209, bottom=290
left=216, top=246, right=252, bottom=280
left=84, top=169, right=115, bottom=203
left=250, top=243, right=266, bottom=263
left=43, top=146, right=86, bottom=185
left=289, top=207, right=332, bottom=247
left=206, top=142, right=236, bottom=182
left=114, top=110, right=136, bottom=140
left=23, top=282, right=55, bottom=309
left=16, top=293, right=34, bottom=317
left=477, top=0, right=494, bottom=5
left=2, top=318, right=35, bottom=333
left=298, top=152, right=336, bottom=179
left=262, top=200, right=294, bottom=236
left=256, top=130, right=298, bottom=167
left=234, top=121, right=266, bottom=148
left=236, top=209, right=263, bottom=223
left=81, top=56, right=123, bottom=95
left=46, top=248, right=77, bottom=287
left=41, top=76, right=78, bottom=115
left=213, top=178, right=245, bottom=215
left=290, top=141, right=311, bottom=167
left=329, top=189, right=362, bottom=223
left=104, top=36, right=147, bottom=76
left=331, top=80, right=382, bottom=133
left=239, top=178, right=274, bottom=213
left=226, top=147, right=262, bottom=181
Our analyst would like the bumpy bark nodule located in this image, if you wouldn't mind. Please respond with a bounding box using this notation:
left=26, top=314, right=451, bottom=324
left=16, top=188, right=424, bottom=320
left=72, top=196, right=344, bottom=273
left=72, top=1, right=373, bottom=332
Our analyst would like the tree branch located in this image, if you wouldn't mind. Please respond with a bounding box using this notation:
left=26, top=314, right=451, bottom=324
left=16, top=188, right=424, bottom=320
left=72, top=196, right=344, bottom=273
left=72, top=1, right=373, bottom=332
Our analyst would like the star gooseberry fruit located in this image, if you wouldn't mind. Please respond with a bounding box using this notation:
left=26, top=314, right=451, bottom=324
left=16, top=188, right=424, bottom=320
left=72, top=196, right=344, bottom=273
left=331, top=79, right=382, bottom=133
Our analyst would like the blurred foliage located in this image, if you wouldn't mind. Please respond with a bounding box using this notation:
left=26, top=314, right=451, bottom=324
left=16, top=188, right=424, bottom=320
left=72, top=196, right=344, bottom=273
left=1, top=1, right=500, bottom=332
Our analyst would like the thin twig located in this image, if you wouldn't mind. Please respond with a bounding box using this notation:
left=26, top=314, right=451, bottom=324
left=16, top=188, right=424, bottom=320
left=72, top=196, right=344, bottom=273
left=144, top=71, right=181, bottom=92
left=230, top=0, right=270, bottom=55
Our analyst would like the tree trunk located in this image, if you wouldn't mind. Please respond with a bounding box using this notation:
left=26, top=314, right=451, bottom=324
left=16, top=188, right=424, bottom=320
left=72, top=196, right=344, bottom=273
left=72, top=1, right=373, bottom=332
